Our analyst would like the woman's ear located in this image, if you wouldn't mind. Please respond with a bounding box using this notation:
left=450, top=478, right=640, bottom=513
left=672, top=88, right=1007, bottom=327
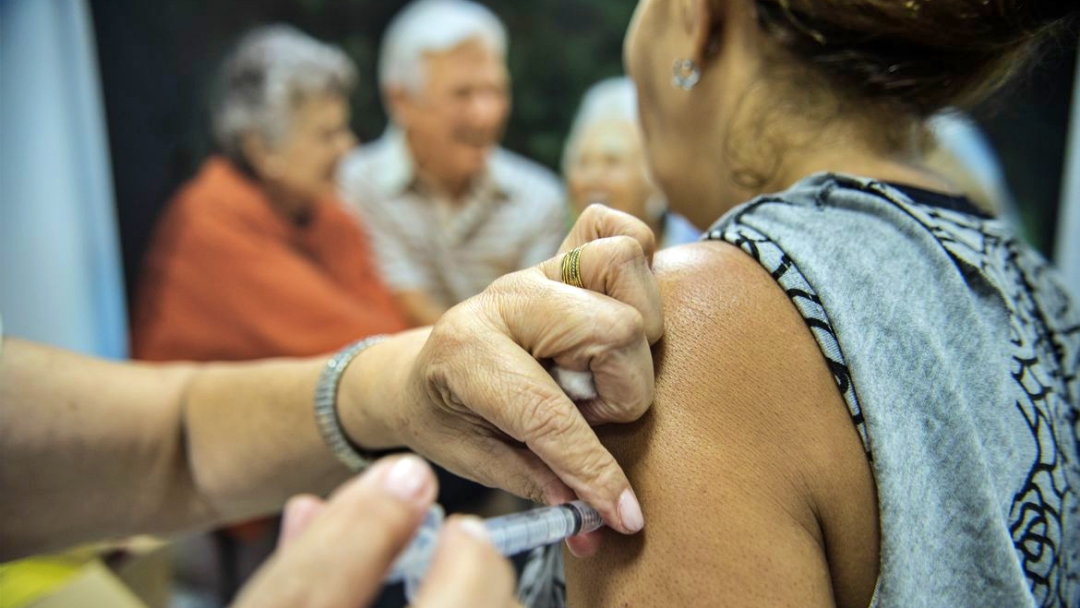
left=685, top=0, right=727, bottom=67
left=240, top=132, right=282, bottom=181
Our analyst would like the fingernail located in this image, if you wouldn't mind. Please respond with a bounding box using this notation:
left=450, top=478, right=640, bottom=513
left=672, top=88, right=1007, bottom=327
left=279, top=498, right=304, bottom=546
left=618, top=489, right=644, bottom=533
left=455, top=516, right=490, bottom=543
left=279, top=495, right=323, bottom=548
left=381, top=455, right=430, bottom=503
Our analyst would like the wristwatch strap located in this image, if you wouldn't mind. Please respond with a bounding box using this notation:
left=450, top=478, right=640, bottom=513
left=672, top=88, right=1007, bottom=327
left=314, top=334, right=390, bottom=471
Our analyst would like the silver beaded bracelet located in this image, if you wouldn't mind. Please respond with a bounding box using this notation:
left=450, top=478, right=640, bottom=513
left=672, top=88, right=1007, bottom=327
left=314, top=334, right=390, bottom=472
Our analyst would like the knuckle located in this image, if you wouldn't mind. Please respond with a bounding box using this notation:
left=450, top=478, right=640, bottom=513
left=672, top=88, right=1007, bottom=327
left=589, top=394, right=646, bottom=425
left=607, top=234, right=646, bottom=262
left=423, top=308, right=499, bottom=404
left=600, top=307, right=646, bottom=347
left=486, top=270, right=525, bottom=295
left=481, top=273, right=538, bottom=327
left=580, top=203, right=609, bottom=224
left=609, top=397, right=650, bottom=423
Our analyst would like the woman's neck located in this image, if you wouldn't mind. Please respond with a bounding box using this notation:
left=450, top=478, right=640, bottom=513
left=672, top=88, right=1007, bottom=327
left=768, top=149, right=954, bottom=194
left=678, top=140, right=957, bottom=231
left=264, top=185, right=315, bottom=226
left=753, top=133, right=958, bottom=202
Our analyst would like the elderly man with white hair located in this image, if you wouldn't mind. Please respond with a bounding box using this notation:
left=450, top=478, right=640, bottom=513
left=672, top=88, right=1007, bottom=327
left=338, top=0, right=567, bottom=327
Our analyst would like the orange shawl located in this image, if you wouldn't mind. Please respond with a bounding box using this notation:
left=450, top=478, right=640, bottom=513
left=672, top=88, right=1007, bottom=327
left=132, top=157, right=409, bottom=361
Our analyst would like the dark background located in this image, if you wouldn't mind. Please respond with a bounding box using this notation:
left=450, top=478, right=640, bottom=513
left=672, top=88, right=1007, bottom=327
left=88, top=0, right=1078, bottom=303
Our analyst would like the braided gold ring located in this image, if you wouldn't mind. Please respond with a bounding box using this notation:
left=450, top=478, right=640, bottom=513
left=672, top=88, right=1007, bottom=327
left=560, top=245, right=587, bottom=288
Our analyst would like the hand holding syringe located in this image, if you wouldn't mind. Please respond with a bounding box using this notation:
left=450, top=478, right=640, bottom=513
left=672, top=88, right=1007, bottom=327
left=386, top=501, right=605, bottom=600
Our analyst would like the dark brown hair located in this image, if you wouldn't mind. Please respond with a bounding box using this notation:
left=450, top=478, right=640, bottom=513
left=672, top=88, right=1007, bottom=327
left=753, top=0, right=1077, bottom=117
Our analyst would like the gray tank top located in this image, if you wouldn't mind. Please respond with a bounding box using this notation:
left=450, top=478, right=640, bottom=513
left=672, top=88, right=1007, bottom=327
left=518, top=173, right=1080, bottom=607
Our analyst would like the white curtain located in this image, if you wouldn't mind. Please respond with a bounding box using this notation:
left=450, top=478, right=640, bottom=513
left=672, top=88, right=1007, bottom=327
left=0, top=0, right=128, bottom=358
left=1057, top=38, right=1080, bottom=300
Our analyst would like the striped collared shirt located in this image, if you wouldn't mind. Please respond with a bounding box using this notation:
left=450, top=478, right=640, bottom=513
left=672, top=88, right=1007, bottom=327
left=338, top=129, right=568, bottom=308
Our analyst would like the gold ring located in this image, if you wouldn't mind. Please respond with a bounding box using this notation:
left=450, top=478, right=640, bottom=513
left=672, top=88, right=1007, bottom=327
left=560, top=245, right=586, bottom=288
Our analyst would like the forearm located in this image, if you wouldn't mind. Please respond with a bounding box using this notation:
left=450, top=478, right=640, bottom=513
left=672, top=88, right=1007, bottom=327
left=179, top=358, right=350, bottom=526
left=0, top=336, right=420, bottom=561
left=175, top=330, right=434, bottom=531
left=0, top=339, right=204, bottom=559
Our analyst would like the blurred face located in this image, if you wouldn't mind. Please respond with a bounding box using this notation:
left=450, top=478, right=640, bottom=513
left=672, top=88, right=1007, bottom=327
left=250, top=92, right=356, bottom=208
left=278, top=93, right=356, bottom=203
left=566, top=119, right=657, bottom=223
left=393, top=38, right=510, bottom=193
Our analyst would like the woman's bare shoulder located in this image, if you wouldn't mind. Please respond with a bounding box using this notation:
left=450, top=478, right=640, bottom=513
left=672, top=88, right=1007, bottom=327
left=566, top=240, right=878, bottom=608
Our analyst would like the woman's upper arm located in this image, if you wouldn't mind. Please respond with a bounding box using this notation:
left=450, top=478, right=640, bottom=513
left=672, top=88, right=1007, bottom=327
left=565, top=241, right=878, bottom=608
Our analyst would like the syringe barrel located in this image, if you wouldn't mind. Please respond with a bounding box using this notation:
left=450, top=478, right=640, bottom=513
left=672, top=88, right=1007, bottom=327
left=384, top=501, right=605, bottom=591
left=484, top=501, right=604, bottom=557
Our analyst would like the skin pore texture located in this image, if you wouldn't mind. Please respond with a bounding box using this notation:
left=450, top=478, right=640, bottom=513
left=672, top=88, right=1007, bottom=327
left=565, top=0, right=967, bottom=605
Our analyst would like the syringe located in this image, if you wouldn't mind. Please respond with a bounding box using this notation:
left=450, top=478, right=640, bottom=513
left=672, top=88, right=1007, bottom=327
left=385, top=501, right=604, bottom=599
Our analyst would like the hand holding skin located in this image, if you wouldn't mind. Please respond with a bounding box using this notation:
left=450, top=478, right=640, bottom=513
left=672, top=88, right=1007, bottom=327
left=340, top=206, right=662, bottom=555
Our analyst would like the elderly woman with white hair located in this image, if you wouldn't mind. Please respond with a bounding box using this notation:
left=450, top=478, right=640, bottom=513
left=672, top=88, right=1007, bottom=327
left=563, top=77, right=698, bottom=249
left=129, top=24, right=412, bottom=599
left=132, top=25, right=409, bottom=363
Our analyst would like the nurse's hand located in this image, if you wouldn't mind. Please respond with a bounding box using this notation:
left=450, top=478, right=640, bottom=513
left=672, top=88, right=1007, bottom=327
left=340, top=206, right=662, bottom=555
left=232, top=455, right=519, bottom=608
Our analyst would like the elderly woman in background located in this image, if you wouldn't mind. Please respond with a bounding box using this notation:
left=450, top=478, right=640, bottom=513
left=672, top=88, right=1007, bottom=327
left=562, top=77, right=698, bottom=249
left=130, top=25, right=409, bottom=602
left=132, top=25, right=408, bottom=363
